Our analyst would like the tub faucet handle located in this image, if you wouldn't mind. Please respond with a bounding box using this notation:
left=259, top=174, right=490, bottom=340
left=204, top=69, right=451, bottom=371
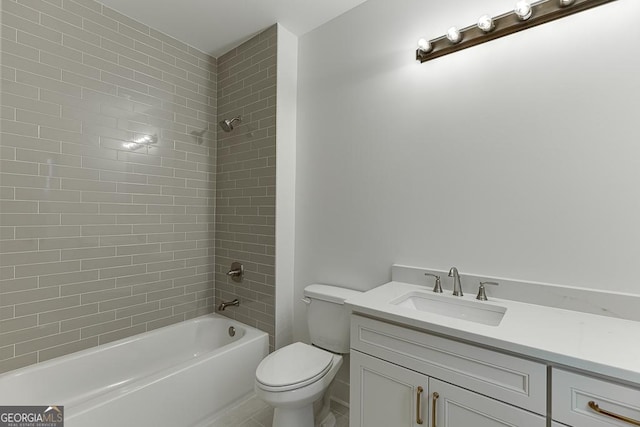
left=424, top=273, right=442, bottom=293
left=226, top=262, right=244, bottom=283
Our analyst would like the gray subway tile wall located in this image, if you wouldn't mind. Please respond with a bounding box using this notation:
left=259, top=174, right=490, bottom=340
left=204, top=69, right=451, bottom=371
left=0, top=0, right=219, bottom=373
left=215, top=26, right=277, bottom=351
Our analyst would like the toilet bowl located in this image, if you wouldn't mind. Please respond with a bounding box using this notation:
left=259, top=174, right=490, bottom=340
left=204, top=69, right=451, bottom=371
left=254, top=284, right=362, bottom=427
left=255, top=342, right=343, bottom=426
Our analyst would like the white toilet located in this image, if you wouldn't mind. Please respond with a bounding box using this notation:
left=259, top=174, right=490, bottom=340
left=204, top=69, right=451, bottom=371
left=255, top=284, right=362, bottom=427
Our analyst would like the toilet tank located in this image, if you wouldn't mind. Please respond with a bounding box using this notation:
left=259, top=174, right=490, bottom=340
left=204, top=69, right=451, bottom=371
left=304, top=284, right=363, bottom=354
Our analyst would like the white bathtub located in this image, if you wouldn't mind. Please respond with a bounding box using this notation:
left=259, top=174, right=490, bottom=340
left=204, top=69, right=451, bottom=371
left=0, top=314, right=268, bottom=427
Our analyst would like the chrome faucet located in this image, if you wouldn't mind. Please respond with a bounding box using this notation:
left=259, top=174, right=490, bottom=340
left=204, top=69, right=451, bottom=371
left=218, top=299, right=239, bottom=311
left=448, top=267, right=463, bottom=297
left=425, top=273, right=442, bottom=293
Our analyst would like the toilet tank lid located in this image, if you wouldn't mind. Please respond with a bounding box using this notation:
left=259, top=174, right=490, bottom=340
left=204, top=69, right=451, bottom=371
left=303, top=284, right=363, bottom=304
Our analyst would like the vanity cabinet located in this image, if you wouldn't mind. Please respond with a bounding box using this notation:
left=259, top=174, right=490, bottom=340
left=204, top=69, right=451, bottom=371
left=351, top=350, right=546, bottom=427
left=429, top=378, right=545, bottom=427
left=350, top=315, right=547, bottom=427
left=351, top=350, right=429, bottom=427
left=552, top=368, right=640, bottom=427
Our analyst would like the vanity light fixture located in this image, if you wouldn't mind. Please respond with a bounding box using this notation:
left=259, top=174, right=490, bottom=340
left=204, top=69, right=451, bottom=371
left=417, top=38, right=433, bottom=54
left=446, top=27, right=463, bottom=44
left=415, top=0, right=616, bottom=63
left=477, top=15, right=495, bottom=33
left=514, top=0, right=533, bottom=20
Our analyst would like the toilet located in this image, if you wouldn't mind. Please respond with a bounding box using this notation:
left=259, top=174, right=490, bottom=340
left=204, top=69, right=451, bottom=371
left=254, top=284, right=362, bottom=427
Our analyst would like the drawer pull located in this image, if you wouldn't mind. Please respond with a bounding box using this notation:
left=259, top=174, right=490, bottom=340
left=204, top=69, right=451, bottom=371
left=416, top=386, right=424, bottom=424
left=588, top=401, right=640, bottom=426
left=432, top=392, right=440, bottom=427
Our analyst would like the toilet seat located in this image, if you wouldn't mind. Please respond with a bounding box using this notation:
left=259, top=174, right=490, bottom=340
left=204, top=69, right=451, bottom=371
left=256, top=342, right=333, bottom=392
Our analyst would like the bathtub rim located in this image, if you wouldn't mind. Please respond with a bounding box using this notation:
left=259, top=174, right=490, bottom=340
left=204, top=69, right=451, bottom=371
left=0, top=313, right=268, bottom=408
left=66, top=315, right=268, bottom=421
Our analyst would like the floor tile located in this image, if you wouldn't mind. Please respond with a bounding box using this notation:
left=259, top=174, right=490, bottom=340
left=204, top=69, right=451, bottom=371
left=202, top=393, right=348, bottom=427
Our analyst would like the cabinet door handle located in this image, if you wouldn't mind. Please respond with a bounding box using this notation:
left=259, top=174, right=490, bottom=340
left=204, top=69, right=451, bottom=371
left=416, top=386, right=424, bottom=424
left=431, top=391, right=439, bottom=427
left=588, top=401, right=640, bottom=426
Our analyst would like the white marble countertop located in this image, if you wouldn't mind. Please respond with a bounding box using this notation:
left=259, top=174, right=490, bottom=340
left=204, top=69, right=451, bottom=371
left=346, top=281, right=640, bottom=386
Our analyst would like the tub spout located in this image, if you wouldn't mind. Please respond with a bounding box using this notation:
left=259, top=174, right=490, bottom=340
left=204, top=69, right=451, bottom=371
left=218, top=299, right=239, bottom=311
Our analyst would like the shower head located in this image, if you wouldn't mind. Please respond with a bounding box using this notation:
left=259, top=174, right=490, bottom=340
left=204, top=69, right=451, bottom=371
left=219, top=116, right=242, bottom=132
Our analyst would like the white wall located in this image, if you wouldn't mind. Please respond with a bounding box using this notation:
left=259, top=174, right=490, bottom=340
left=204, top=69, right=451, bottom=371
left=293, top=0, right=640, bottom=341
left=275, top=24, right=298, bottom=349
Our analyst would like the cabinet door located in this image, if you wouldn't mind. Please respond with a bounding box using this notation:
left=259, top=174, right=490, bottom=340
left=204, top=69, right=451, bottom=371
left=351, top=350, right=430, bottom=427
left=429, top=378, right=546, bottom=427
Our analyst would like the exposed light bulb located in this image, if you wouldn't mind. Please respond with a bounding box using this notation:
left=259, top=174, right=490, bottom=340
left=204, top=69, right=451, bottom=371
left=514, top=0, right=533, bottom=20
left=559, top=0, right=575, bottom=6
left=417, top=38, right=432, bottom=53
left=477, top=15, right=495, bottom=33
left=446, top=27, right=462, bottom=44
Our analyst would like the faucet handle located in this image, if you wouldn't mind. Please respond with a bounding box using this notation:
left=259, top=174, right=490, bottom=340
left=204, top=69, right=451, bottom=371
left=425, top=273, right=442, bottom=293
left=477, top=281, right=499, bottom=301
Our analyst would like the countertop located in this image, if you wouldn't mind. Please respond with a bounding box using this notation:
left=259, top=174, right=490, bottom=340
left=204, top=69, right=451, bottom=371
left=346, top=281, right=640, bottom=386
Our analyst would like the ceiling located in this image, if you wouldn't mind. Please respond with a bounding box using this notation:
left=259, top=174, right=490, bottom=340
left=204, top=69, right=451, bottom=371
left=98, top=0, right=369, bottom=57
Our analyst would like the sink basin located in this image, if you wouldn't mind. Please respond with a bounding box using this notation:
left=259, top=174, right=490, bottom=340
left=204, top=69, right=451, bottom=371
left=391, top=291, right=507, bottom=326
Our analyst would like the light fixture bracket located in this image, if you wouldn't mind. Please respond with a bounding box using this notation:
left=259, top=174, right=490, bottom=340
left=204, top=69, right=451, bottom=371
left=416, top=0, right=617, bottom=63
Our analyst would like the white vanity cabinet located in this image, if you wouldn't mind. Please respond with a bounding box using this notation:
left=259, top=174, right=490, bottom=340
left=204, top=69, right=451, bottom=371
left=552, top=368, right=640, bottom=427
left=350, top=315, right=547, bottom=427
left=351, top=350, right=429, bottom=427
left=429, top=378, right=546, bottom=427
left=351, top=350, right=546, bottom=427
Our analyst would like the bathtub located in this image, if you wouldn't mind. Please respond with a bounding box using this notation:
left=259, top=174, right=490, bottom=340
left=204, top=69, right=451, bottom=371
left=0, top=314, right=268, bottom=427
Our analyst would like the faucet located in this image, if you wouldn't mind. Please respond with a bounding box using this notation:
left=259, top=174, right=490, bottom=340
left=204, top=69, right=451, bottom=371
left=425, top=273, right=443, bottom=293
left=448, top=267, right=463, bottom=297
left=218, top=298, right=239, bottom=311
left=226, top=262, right=244, bottom=283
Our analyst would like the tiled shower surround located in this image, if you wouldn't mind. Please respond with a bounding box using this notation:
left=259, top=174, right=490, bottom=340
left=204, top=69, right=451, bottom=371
left=0, top=0, right=277, bottom=372
left=214, top=26, right=277, bottom=351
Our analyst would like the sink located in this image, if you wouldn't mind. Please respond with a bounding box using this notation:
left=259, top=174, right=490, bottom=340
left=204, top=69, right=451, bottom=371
left=390, top=291, right=506, bottom=326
